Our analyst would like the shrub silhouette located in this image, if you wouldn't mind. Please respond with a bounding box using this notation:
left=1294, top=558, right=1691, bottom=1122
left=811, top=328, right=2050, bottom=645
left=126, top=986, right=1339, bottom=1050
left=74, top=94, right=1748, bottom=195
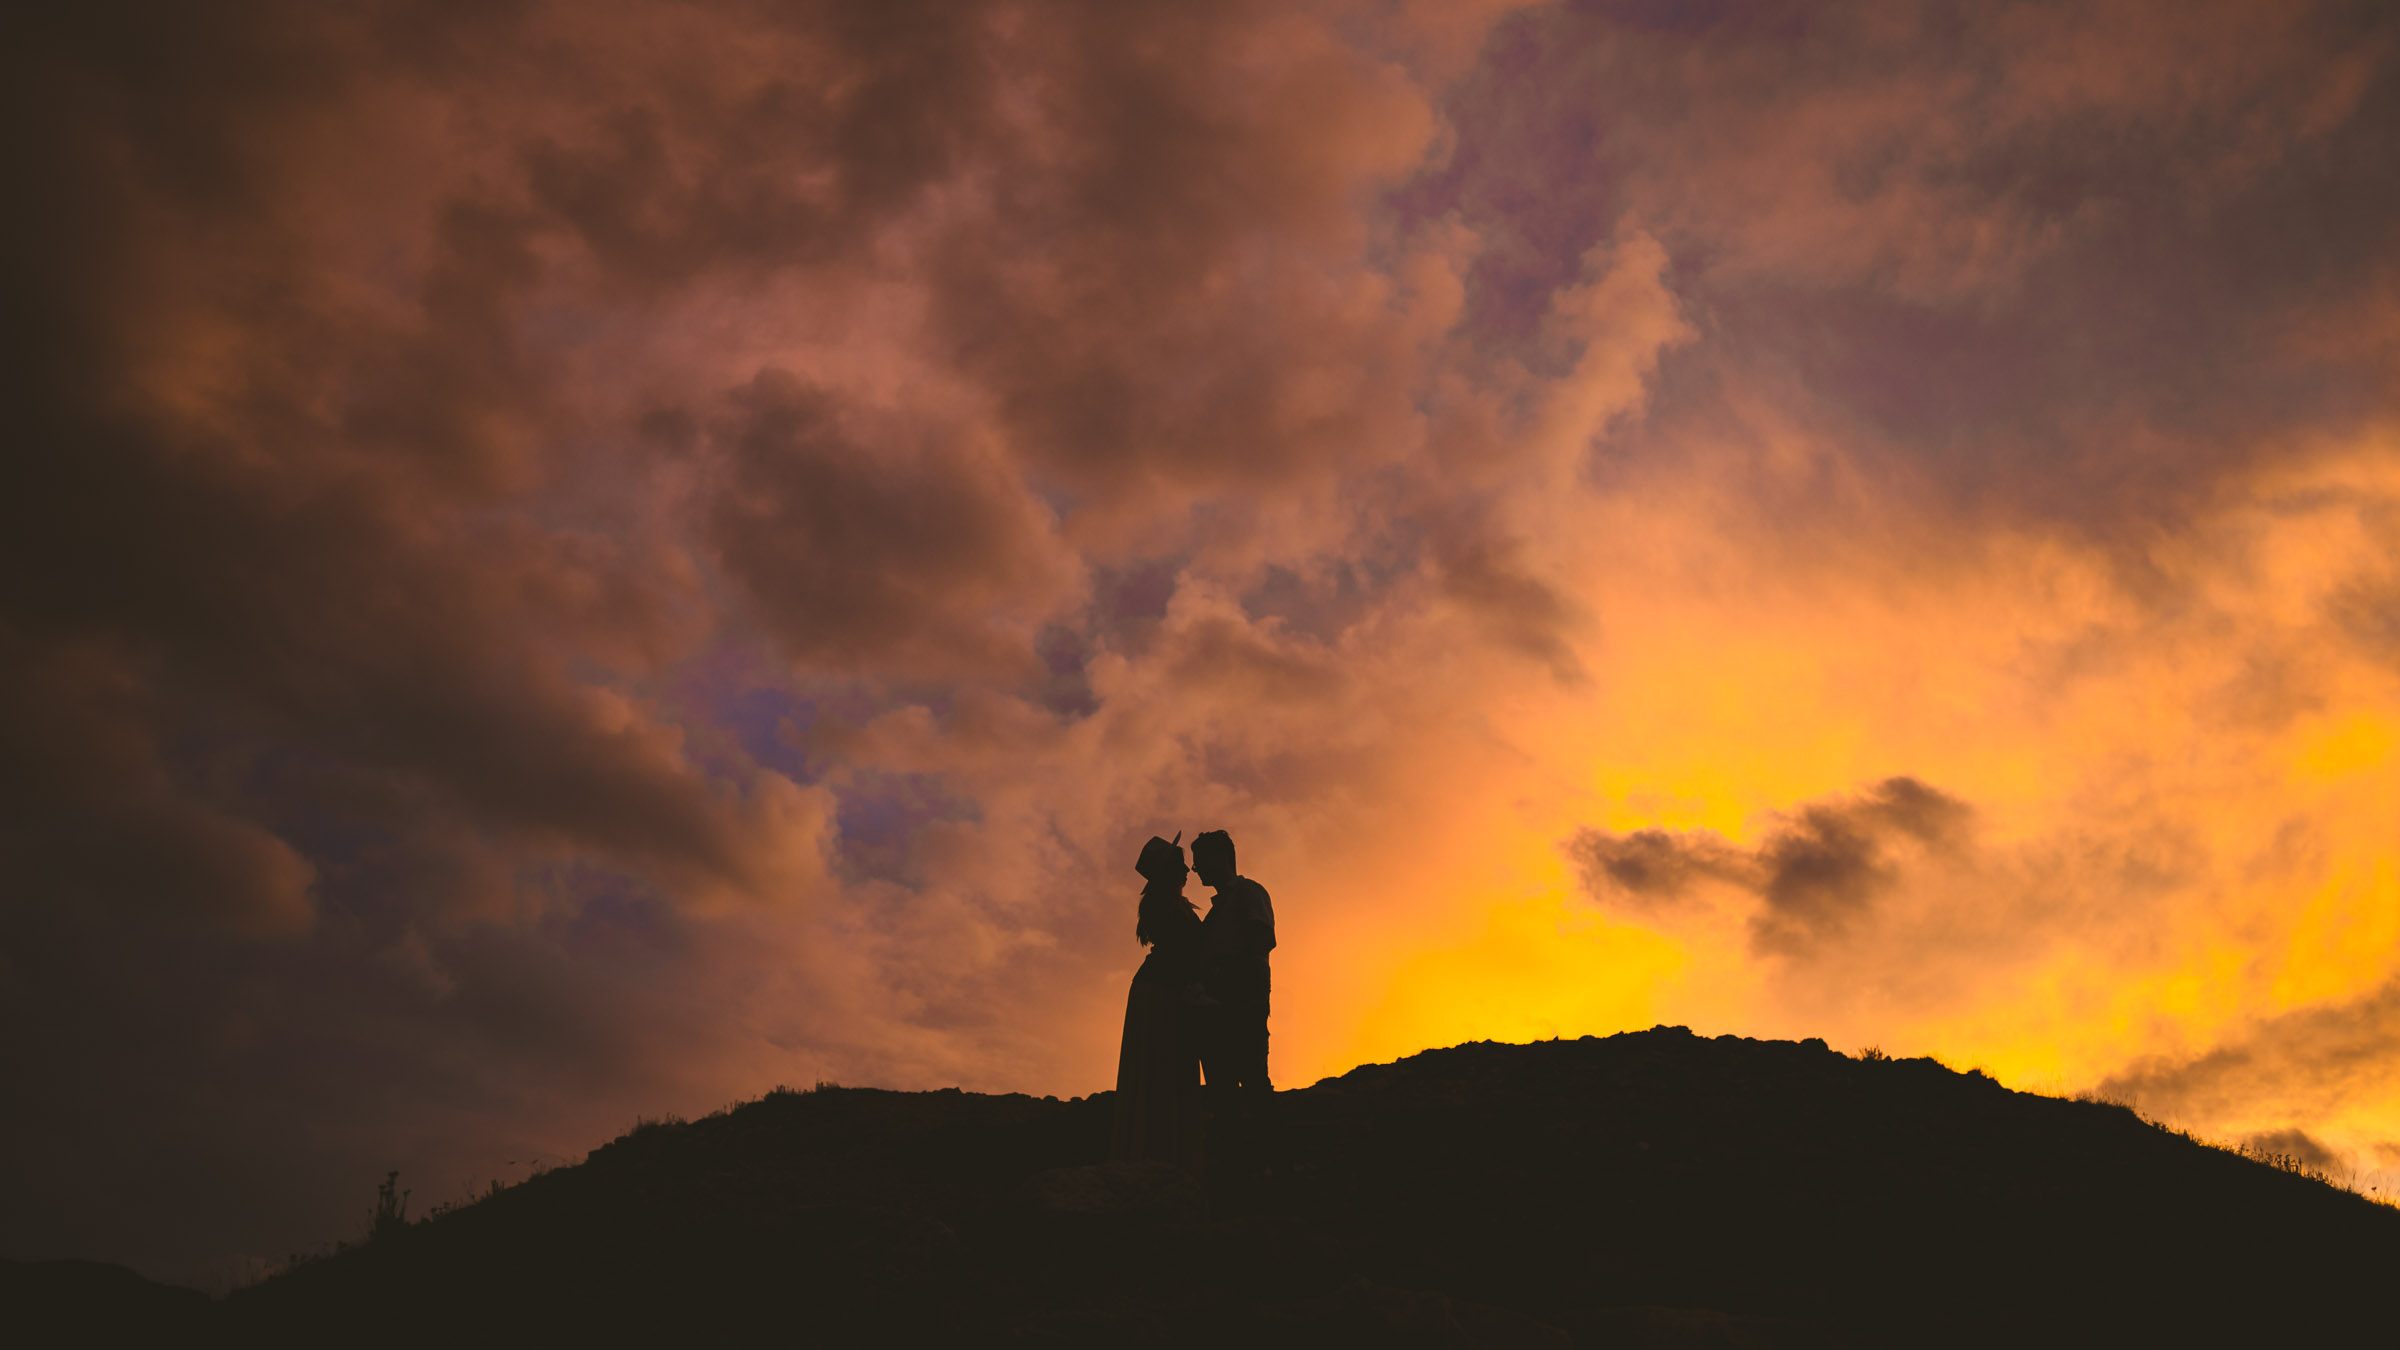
left=368, top=1171, right=410, bottom=1243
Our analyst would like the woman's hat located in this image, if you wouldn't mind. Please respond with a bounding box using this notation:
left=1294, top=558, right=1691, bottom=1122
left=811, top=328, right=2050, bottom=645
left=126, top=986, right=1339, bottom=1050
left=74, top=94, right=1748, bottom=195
left=1135, top=832, right=1186, bottom=882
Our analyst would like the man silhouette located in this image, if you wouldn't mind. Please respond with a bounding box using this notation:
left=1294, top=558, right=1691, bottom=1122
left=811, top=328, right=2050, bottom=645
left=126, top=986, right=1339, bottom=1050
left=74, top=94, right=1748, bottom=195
left=1192, top=830, right=1274, bottom=1094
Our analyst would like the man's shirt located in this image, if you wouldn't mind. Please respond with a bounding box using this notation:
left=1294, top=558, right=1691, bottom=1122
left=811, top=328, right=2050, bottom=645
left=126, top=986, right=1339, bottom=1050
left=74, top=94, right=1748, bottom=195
left=1203, top=875, right=1275, bottom=974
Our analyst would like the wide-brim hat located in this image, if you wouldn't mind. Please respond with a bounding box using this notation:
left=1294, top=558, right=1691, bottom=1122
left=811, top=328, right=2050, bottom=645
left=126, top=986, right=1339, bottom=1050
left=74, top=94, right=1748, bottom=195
left=1135, top=832, right=1186, bottom=883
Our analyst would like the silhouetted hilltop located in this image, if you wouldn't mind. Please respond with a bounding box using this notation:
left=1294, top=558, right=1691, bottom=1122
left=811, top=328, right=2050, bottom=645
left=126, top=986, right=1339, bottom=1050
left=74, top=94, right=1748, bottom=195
left=2, top=1257, right=209, bottom=1343
left=28, top=1029, right=2400, bottom=1347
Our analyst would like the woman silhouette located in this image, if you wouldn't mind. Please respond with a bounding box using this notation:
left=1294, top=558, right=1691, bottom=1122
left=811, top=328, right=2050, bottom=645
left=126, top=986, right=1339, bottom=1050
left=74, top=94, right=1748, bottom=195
left=1109, top=833, right=1207, bottom=1173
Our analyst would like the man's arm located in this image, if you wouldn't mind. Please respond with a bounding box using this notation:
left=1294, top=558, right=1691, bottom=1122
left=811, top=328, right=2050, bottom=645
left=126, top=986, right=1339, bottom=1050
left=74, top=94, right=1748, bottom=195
left=1241, top=880, right=1275, bottom=956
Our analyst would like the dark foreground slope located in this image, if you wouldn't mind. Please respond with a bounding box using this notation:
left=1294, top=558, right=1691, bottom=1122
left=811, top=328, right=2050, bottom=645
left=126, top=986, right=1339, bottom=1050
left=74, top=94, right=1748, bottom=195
left=36, top=1029, right=2400, bottom=1347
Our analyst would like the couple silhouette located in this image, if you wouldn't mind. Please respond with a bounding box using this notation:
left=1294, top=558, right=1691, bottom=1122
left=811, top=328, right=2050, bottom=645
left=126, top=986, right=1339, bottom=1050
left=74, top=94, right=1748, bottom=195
left=1110, top=829, right=1275, bottom=1173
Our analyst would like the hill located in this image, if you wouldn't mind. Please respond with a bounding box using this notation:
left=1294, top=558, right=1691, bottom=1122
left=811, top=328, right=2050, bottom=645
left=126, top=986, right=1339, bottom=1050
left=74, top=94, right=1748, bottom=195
left=22, top=1028, right=2400, bottom=1346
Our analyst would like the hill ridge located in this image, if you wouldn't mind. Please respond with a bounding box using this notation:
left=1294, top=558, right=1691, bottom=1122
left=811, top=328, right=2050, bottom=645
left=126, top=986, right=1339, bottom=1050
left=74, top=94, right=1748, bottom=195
left=23, top=1028, right=2400, bottom=1347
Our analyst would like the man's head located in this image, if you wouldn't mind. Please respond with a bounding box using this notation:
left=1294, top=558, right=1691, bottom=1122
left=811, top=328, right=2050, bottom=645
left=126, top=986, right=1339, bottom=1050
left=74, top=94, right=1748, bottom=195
left=1191, top=830, right=1236, bottom=887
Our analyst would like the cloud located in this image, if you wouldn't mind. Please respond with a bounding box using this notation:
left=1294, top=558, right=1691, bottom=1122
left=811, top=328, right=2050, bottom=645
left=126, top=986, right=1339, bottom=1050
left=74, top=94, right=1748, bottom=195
left=707, top=371, right=1083, bottom=679
left=2237, top=1128, right=2346, bottom=1173
left=2099, top=976, right=2400, bottom=1134
left=1429, top=0, right=2400, bottom=528
left=1570, top=777, right=1972, bottom=954
left=0, top=635, right=317, bottom=936
left=1567, top=827, right=1749, bottom=910
left=0, top=0, right=1540, bottom=1285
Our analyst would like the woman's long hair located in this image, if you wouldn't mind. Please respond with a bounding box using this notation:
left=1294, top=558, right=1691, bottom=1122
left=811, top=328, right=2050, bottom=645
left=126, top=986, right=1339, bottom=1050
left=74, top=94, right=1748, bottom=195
left=1136, top=880, right=1198, bottom=947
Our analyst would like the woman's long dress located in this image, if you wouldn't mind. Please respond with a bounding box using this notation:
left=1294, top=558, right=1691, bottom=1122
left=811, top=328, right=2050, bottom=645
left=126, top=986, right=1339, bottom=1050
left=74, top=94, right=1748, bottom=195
left=1109, top=908, right=1206, bottom=1174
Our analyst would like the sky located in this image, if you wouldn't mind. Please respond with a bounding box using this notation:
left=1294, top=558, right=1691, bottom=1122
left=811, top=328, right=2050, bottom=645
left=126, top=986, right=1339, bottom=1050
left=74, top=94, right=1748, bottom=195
left=5, top=0, right=2399, bottom=1287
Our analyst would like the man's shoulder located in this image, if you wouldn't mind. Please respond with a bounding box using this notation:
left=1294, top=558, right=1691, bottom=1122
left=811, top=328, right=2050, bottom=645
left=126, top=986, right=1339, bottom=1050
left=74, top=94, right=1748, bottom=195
left=1233, top=875, right=1272, bottom=911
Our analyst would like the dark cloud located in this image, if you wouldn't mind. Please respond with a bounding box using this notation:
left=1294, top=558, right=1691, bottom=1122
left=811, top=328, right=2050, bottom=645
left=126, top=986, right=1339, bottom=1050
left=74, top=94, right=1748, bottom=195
left=0, top=0, right=987, bottom=1284
left=1568, top=827, right=1751, bottom=908
left=1753, top=776, right=1974, bottom=953
left=0, top=0, right=1487, bottom=1287
left=917, top=1, right=1446, bottom=518
left=0, top=634, right=316, bottom=936
left=1434, top=530, right=1590, bottom=684
left=709, top=372, right=1080, bottom=679
left=1425, top=0, right=2400, bottom=532
left=1570, top=777, right=1973, bottom=953
left=0, top=0, right=790, bottom=927
left=2237, top=1128, right=2345, bottom=1173
left=522, top=73, right=948, bottom=288
left=2099, top=975, right=2400, bottom=1129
